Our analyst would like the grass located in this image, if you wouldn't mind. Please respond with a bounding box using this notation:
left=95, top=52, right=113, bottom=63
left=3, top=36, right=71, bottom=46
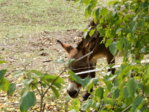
left=0, top=1, right=87, bottom=111
left=0, top=0, right=86, bottom=39
left=0, top=0, right=131, bottom=112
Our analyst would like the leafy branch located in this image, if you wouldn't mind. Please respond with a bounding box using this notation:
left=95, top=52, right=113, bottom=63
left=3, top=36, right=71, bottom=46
left=19, top=67, right=67, bottom=112
left=39, top=67, right=67, bottom=112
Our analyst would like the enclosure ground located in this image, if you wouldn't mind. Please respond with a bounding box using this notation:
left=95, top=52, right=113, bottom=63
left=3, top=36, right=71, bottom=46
left=0, top=0, right=148, bottom=112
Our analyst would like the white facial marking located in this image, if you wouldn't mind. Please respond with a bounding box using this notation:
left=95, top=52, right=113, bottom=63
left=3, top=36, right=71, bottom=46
left=67, top=82, right=80, bottom=92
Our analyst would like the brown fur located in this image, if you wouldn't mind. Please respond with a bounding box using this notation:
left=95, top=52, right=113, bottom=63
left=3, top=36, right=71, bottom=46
left=57, top=20, right=115, bottom=100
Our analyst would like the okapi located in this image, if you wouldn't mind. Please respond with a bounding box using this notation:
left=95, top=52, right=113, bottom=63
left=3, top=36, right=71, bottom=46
left=57, top=20, right=115, bottom=100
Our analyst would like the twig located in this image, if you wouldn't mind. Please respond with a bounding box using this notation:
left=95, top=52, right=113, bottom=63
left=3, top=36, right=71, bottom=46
left=38, top=67, right=67, bottom=112
left=121, top=105, right=132, bottom=112
left=42, top=103, right=46, bottom=112
left=40, top=95, right=44, bottom=112
left=39, top=80, right=44, bottom=96
left=75, top=51, right=93, bottom=62
left=43, top=67, right=67, bottom=97
left=43, top=60, right=52, bottom=63
left=32, top=83, right=41, bottom=96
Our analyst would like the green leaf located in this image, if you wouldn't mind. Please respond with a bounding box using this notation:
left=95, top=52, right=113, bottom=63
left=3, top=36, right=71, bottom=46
left=117, top=38, right=123, bottom=50
left=0, top=78, right=10, bottom=91
left=105, top=38, right=113, bottom=47
left=84, top=0, right=97, bottom=17
left=144, top=66, right=149, bottom=80
left=104, top=98, right=115, bottom=105
left=116, top=28, right=122, bottom=35
left=100, top=8, right=108, bottom=17
left=85, top=4, right=92, bottom=17
left=7, top=83, right=16, bottom=96
left=69, top=109, right=77, bottom=112
left=133, top=15, right=138, bottom=21
left=129, top=21, right=138, bottom=33
left=95, top=87, right=104, bottom=99
left=131, top=96, right=143, bottom=112
left=69, top=71, right=91, bottom=87
left=93, top=8, right=100, bottom=23
left=81, top=0, right=91, bottom=5
left=105, top=29, right=111, bottom=38
left=132, top=22, right=138, bottom=33
left=109, top=42, right=117, bottom=56
left=0, top=70, right=7, bottom=79
left=127, top=78, right=138, bottom=97
left=0, top=60, right=6, bottom=64
left=30, top=70, right=43, bottom=77
left=43, top=74, right=57, bottom=82
left=55, top=58, right=65, bottom=63
left=20, top=91, right=36, bottom=112
left=42, top=74, right=64, bottom=88
left=113, top=88, right=120, bottom=98
left=118, top=64, right=132, bottom=79
left=104, top=78, right=113, bottom=91
left=108, top=0, right=118, bottom=6
left=69, top=99, right=80, bottom=111
left=89, top=29, right=95, bottom=37
left=23, top=79, right=33, bottom=86
left=14, top=70, right=26, bottom=77
left=87, top=78, right=98, bottom=92
left=81, top=99, right=93, bottom=111
left=51, top=86, right=60, bottom=98
left=144, top=85, right=149, bottom=95
left=123, top=87, right=129, bottom=99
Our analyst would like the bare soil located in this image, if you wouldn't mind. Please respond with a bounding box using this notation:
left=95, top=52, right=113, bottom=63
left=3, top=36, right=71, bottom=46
left=0, top=30, right=82, bottom=73
left=0, top=30, right=83, bottom=112
left=0, top=29, right=148, bottom=112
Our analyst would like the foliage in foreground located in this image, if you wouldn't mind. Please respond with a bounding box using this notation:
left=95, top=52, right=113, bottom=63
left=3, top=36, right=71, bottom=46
left=68, top=0, right=149, bottom=112
left=0, top=63, right=64, bottom=112
left=16, top=70, right=64, bottom=112
left=0, top=0, right=148, bottom=112
left=0, top=60, right=16, bottom=96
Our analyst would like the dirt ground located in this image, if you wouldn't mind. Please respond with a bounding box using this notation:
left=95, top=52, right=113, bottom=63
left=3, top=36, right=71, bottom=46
left=0, top=29, right=149, bottom=112
left=0, top=30, right=82, bottom=73
left=0, top=30, right=84, bottom=112
left=0, top=0, right=148, bottom=111
left=0, top=29, right=122, bottom=111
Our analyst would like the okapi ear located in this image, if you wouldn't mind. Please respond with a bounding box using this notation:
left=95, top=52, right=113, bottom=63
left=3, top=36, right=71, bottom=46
left=57, top=40, right=75, bottom=54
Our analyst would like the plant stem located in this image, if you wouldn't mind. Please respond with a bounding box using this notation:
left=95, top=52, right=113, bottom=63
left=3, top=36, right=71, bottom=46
left=122, top=105, right=132, bottom=112
left=39, top=67, right=67, bottom=112
left=43, top=67, right=67, bottom=97
left=32, top=83, right=41, bottom=96
left=40, top=80, right=44, bottom=94
left=40, top=94, right=44, bottom=112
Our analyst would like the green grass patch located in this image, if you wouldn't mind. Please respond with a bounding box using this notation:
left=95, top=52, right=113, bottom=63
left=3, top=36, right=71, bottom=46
left=0, top=0, right=86, bottom=39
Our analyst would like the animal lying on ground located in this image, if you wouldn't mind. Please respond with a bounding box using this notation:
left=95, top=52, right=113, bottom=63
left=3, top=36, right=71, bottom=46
left=57, top=20, right=115, bottom=100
